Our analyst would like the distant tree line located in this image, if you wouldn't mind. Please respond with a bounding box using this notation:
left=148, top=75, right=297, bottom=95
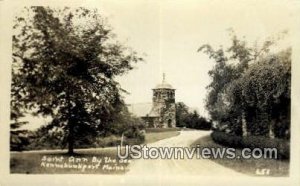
left=198, top=30, right=291, bottom=139
left=176, top=102, right=211, bottom=130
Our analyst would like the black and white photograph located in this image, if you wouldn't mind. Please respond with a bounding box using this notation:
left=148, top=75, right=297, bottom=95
left=0, top=0, right=300, bottom=185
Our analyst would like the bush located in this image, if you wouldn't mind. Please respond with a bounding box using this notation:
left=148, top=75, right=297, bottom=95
left=211, top=131, right=289, bottom=159
left=10, top=130, right=31, bottom=151
left=94, top=135, right=121, bottom=147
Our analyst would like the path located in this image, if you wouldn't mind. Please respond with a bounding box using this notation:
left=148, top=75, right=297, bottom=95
left=126, top=130, right=246, bottom=176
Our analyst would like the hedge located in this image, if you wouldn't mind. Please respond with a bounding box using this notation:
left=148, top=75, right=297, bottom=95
left=211, top=131, right=289, bottom=159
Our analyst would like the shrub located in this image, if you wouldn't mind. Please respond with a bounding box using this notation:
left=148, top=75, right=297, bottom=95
left=94, top=135, right=121, bottom=147
left=211, top=131, right=289, bottom=159
left=10, top=130, right=31, bottom=151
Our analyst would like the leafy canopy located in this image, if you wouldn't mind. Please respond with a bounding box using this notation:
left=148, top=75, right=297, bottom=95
left=11, top=7, right=143, bottom=151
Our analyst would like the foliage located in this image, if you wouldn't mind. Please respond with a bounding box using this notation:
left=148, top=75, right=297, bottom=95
left=175, top=102, right=189, bottom=127
left=175, top=102, right=211, bottom=130
left=198, top=30, right=291, bottom=139
left=10, top=121, right=31, bottom=151
left=236, top=49, right=291, bottom=137
left=17, top=106, right=145, bottom=150
left=11, top=7, right=143, bottom=153
left=211, top=131, right=289, bottom=159
left=105, top=106, right=146, bottom=137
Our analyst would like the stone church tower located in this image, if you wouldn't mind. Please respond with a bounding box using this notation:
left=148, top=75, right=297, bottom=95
left=148, top=73, right=176, bottom=128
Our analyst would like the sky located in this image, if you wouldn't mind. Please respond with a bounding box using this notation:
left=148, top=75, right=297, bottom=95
left=98, top=0, right=295, bottom=117
left=14, top=0, right=297, bottom=129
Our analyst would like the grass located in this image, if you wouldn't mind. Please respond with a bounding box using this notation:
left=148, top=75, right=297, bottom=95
left=145, top=127, right=180, bottom=133
left=191, top=135, right=289, bottom=177
left=211, top=131, right=289, bottom=159
left=10, top=148, right=130, bottom=174
left=10, top=130, right=180, bottom=174
left=144, top=130, right=180, bottom=144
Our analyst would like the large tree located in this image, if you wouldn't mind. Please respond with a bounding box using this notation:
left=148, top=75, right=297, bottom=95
left=237, top=48, right=291, bottom=138
left=11, top=7, right=143, bottom=154
left=198, top=30, right=290, bottom=138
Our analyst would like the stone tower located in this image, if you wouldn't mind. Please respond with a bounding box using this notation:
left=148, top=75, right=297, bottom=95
left=149, top=73, right=176, bottom=128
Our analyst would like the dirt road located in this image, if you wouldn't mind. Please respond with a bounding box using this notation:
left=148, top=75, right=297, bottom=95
left=126, top=130, right=246, bottom=176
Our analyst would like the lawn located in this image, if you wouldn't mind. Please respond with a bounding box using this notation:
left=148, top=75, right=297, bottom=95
left=10, top=130, right=180, bottom=174
left=144, top=130, right=180, bottom=144
left=191, top=135, right=289, bottom=177
left=10, top=147, right=131, bottom=174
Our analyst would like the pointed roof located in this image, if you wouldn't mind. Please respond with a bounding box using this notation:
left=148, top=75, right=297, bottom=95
left=154, top=73, right=175, bottom=89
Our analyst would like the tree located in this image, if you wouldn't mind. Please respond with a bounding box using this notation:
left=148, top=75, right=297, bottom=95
left=198, top=30, right=289, bottom=138
left=175, top=102, right=189, bottom=127
left=175, top=102, right=211, bottom=130
left=12, top=7, right=143, bottom=154
left=106, top=105, right=146, bottom=139
left=237, top=48, right=291, bottom=138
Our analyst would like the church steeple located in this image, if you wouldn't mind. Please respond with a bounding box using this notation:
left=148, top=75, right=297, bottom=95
left=150, top=73, right=176, bottom=128
left=154, top=73, right=174, bottom=89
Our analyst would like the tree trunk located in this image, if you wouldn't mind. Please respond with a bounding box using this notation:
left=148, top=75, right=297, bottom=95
left=66, top=90, right=74, bottom=155
left=269, top=120, right=275, bottom=139
left=67, top=120, right=74, bottom=154
left=242, top=111, right=248, bottom=137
